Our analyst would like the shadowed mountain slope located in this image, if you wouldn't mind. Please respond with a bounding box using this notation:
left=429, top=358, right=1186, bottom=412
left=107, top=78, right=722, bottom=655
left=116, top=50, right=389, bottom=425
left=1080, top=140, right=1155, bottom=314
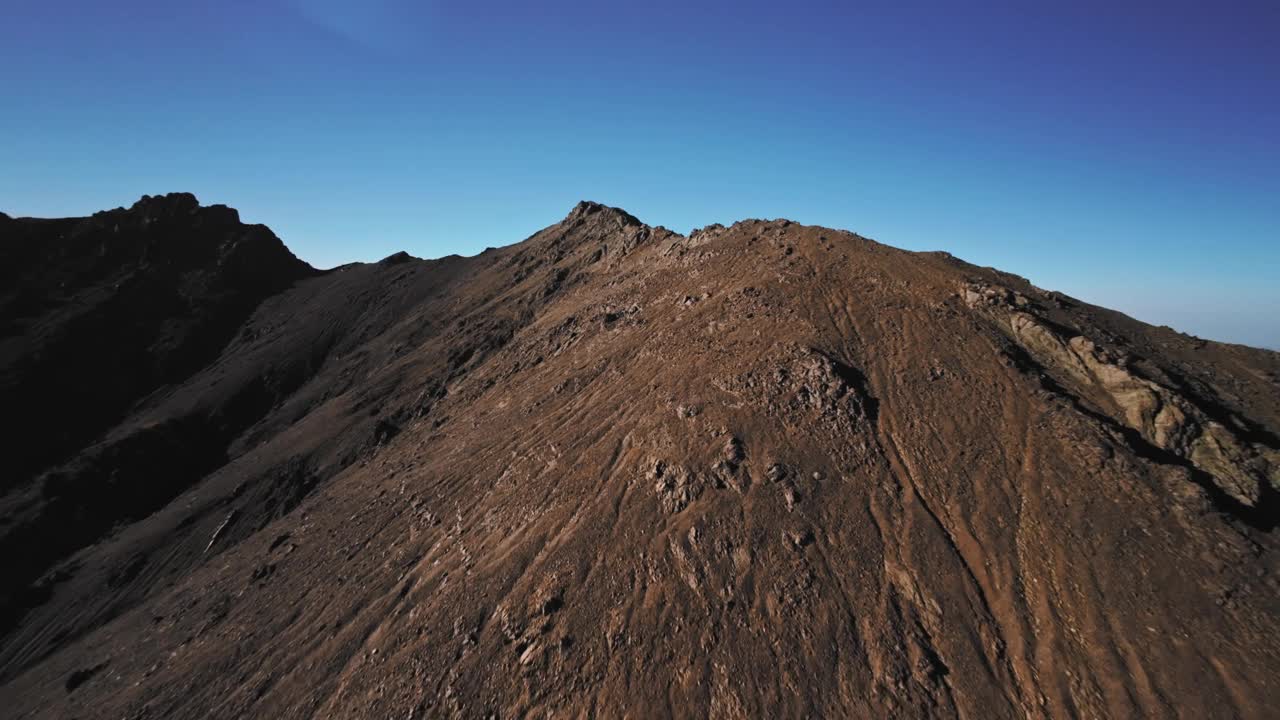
left=1, top=197, right=1277, bottom=718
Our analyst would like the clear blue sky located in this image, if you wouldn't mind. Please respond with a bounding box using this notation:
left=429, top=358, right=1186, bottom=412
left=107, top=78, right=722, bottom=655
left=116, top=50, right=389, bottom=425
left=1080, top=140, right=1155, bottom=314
left=3, top=1, right=1277, bottom=348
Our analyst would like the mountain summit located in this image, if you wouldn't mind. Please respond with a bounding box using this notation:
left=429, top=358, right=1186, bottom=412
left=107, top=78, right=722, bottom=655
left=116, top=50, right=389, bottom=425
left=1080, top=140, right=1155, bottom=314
left=1, top=196, right=1278, bottom=718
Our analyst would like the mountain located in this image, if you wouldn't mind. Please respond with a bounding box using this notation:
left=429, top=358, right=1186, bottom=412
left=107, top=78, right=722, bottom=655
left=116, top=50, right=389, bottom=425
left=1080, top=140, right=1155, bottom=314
left=0, top=194, right=312, bottom=639
left=1, top=195, right=1277, bottom=718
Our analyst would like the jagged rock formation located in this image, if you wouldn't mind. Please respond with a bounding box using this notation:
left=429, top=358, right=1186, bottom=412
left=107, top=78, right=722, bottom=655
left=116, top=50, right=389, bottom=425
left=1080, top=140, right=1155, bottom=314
left=0, top=194, right=315, bottom=639
left=1, top=193, right=314, bottom=481
left=965, top=281, right=1279, bottom=516
left=0, top=197, right=1278, bottom=719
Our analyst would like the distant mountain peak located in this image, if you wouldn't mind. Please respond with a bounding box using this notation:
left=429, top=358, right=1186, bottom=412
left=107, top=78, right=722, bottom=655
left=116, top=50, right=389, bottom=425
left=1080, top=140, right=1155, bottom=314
left=378, top=250, right=416, bottom=265
left=564, top=200, right=644, bottom=229
left=130, top=192, right=201, bottom=215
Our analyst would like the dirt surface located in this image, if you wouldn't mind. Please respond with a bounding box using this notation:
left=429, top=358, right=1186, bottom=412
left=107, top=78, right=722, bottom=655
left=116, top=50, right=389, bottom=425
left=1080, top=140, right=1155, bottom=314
left=1, top=196, right=1278, bottom=718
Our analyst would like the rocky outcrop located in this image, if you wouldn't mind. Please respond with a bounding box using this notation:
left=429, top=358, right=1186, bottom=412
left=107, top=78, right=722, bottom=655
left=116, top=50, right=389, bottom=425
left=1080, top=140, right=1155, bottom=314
left=966, top=281, right=1280, bottom=509
left=0, top=193, right=315, bottom=486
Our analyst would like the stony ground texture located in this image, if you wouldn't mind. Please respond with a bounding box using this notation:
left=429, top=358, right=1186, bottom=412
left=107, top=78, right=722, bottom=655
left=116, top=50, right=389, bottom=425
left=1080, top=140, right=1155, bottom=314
left=2, top=197, right=1278, bottom=718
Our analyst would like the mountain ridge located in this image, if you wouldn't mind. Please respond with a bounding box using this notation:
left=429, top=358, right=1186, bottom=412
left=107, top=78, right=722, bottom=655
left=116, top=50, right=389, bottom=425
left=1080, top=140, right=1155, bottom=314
left=1, top=194, right=1277, bottom=718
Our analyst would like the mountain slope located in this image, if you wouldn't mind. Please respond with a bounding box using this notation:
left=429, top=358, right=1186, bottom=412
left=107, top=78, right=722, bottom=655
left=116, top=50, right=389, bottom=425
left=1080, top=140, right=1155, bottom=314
left=1, top=198, right=1277, bottom=718
left=0, top=193, right=315, bottom=483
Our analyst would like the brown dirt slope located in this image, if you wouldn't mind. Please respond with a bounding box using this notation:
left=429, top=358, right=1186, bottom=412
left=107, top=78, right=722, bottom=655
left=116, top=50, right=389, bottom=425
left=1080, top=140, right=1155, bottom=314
left=1, top=198, right=1278, bottom=718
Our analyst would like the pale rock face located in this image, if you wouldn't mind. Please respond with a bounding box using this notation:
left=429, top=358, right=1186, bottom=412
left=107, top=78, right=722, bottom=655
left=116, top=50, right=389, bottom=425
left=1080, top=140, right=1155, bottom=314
left=1189, top=426, right=1262, bottom=505
left=982, top=283, right=1275, bottom=507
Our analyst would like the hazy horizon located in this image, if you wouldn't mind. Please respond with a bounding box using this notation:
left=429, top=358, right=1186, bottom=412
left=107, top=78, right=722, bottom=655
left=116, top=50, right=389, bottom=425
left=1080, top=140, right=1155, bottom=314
left=3, top=1, right=1277, bottom=348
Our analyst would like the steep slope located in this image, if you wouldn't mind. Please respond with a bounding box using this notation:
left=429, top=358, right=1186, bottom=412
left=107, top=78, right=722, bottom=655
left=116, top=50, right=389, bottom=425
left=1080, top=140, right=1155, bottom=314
left=0, top=193, right=314, bottom=483
left=0, top=199, right=667, bottom=679
left=0, top=194, right=316, bottom=642
left=1, top=200, right=1278, bottom=718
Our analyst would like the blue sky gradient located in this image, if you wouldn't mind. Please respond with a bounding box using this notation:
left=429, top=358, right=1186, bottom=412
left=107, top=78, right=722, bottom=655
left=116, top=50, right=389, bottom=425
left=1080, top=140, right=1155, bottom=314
left=3, top=1, right=1277, bottom=347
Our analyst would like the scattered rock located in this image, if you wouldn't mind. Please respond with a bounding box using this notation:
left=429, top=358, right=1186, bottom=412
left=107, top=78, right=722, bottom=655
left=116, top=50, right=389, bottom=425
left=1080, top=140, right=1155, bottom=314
left=518, top=642, right=540, bottom=666
left=724, top=436, right=746, bottom=466
left=784, top=527, right=815, bottom=549
left=783, top=485, right=800, bottom=511
left=766, top=463, right=788, bottom=483
left=64, top=662, right=107, bottom=693
left=651, top=459, right=703, bottom=514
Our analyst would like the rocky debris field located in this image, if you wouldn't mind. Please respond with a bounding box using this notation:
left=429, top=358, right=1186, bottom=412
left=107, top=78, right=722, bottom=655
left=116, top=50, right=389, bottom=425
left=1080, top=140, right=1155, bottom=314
left=1, top=196, right=1278, bottom=718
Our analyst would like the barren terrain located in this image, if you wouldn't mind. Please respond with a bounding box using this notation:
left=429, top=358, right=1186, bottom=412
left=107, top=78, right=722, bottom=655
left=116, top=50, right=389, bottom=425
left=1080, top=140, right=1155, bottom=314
left=1, top=195, right=1278, bottom=718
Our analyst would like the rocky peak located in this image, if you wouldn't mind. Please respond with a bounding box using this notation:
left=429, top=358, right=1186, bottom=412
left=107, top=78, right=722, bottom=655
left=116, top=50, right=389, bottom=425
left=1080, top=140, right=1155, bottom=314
left=378, top=250, right=416, bottom=265
left=130, top=192, right=201, bottom=216
left=100, top=194, right=311, bottom=279
left=563, top=200, right=644, bottom=230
